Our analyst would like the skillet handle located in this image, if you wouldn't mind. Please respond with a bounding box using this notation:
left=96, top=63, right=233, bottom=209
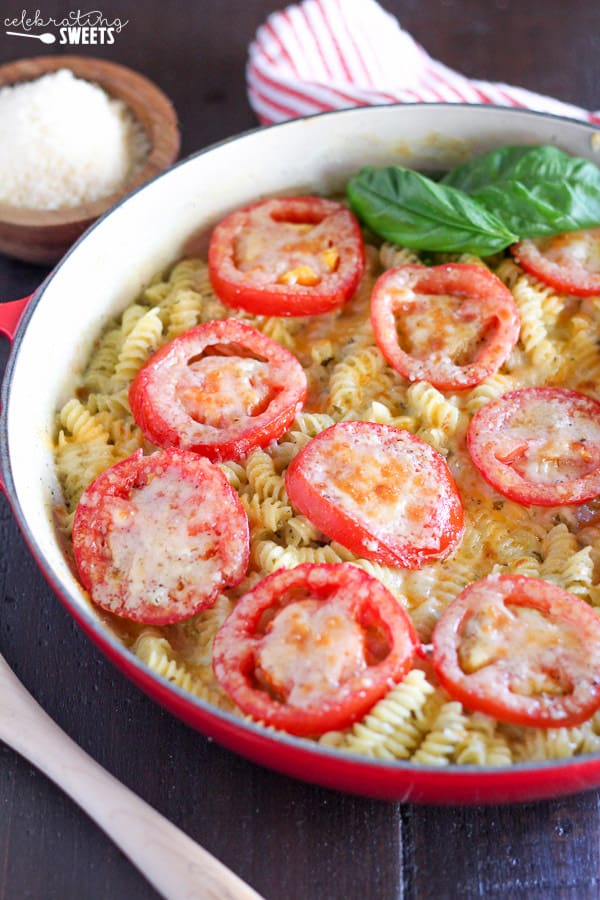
left=0, top=294, right=32, bottom=342
left=0, top=295, right=33, bottom=494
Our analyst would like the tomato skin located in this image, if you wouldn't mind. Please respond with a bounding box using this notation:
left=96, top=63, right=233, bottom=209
left=129, top=319, right=307, bottom=463
left=285, top=421, right=464, bottom=568
left=212, top=563, right=419, bottom=737
left=432, top=574, right=600, bottom=728
left=208, top=196, right=365, bottom=317
left=370, top=263, right=520, bottom=391
left=511, top=229, right=600, bottom=296
left=467, top=386, right=600, bottom=507
left=72, top=448, right=249, bottom=625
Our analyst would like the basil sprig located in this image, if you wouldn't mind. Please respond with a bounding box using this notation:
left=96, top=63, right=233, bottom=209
left=442, top=145, right=600, bottom=238
left=347, top=166, right=518, bottom=255
left=347, top=145, right=600, bottom=255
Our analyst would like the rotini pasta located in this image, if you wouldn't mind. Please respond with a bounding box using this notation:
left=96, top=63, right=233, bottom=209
left=410, top=700, right=469, bottom=766
left=339, top=668, right=435, bottom=760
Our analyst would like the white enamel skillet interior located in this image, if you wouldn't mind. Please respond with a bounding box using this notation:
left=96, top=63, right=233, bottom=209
left=3, top=103, right=600, bottom=805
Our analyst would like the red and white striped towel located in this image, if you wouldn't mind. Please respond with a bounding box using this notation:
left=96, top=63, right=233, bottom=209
left=247, top=0, right=600, bottom=126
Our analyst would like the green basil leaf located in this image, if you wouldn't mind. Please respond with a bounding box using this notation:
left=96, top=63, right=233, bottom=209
left=442, top=145, right=600, bottom=237
left=347, top=166, right=518, bottom=255
left=471, top=179, right=600, bottom=237
left=441, top=145, right=600, bottom=192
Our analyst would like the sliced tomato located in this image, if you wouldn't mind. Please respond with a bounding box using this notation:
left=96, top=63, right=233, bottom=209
left=467, top=386, right=600, bottom=506
left=208, top=196, right=365, bottom=316
left=129, top=319, right=307, bottom=462
left=370, top=263, right=520, bottom=391
left=212, top=562, right=419, bottom=736
left=285, top=421, right=464, bottom=568
left=432, top=574, right=600, bottom=728
left=511, top=228, right=600, bottom=296
left=72, top=448, right=249, bottom=625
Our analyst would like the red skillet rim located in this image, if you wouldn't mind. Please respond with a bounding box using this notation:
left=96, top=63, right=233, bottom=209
left=2, top=102, right=600, bottom=804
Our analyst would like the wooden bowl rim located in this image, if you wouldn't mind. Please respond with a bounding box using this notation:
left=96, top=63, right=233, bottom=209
left=0, top=55, right=181, bottom=227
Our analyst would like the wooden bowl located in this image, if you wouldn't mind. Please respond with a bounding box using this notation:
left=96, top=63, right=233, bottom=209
left=0, top=56, right=181, bottom=265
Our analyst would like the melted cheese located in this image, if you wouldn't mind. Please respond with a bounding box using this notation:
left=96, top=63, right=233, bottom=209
left=235, top=217, right=338, bottom=284
left=178, top=356, right=274, bottom=427
left=94, top=469, right=225, bottom=613
left=497, top=398, right=600, bottom=484
left=256, top=596, right=366, bottom=708
left=447, top=575, right=600, bottom=722
left=395, top=291, right=487, bottom=368
left=459, top=602, right=582, bottom=697
left=297, top=426, right=456, bottom=551
left=539, top=230, right=600, bottom=272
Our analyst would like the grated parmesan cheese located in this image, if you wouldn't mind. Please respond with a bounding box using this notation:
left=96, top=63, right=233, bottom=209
left=0, top=68, right=149, bottom=210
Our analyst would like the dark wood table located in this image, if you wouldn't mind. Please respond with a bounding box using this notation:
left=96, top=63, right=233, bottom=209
left=1, top=2, right=599, bottom=897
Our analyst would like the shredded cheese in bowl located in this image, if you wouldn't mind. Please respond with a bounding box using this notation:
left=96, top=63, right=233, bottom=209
left=0, top=68, right=149, bottom=210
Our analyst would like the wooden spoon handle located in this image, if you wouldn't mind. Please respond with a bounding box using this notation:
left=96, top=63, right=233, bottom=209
left=0, top=656, right=264, bottom=900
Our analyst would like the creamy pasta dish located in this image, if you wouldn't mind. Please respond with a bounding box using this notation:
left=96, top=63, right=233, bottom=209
left=54, top=156, right=600, bottom=768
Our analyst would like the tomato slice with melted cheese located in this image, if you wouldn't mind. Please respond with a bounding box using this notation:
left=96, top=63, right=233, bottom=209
left=432, top=574, right=600, bottom=727
left=370, top=263, right=520, bottom=390
left=511, top=228, right=600, bottom=296
left=212, top=563, right=419, bottom=736
left=285, top=421, right=464, bottom=568
left=208, top=196, right=365, bottom=316
left=467, top=387, right=600, bottom=506
left=129, top=319, right=307, bottom=462
left=72, top=449, right=249, bottom=624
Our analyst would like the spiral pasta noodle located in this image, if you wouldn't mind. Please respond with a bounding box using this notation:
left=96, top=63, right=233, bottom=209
left=411, top=700, right=470, bottom=766
left=132, top=631, right=236, bottom=710
left=340, top=669, right=435, bottom=760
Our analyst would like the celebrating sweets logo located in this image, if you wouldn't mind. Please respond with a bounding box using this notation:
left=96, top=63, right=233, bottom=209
left=4, top=9, right=128, bottom=45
